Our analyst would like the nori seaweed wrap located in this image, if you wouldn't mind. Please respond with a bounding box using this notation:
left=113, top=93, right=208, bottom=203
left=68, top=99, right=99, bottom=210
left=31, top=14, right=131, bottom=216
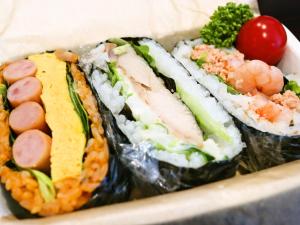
left=173, top=38, right=300, bottom=172
left=0, top=50, right=129, bottom=218
left=79, top=38, right=243, bottom=195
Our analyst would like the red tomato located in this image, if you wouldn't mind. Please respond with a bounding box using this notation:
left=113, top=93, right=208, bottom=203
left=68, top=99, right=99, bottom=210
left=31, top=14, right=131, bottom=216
left=236, top=15, right=287, bottom=65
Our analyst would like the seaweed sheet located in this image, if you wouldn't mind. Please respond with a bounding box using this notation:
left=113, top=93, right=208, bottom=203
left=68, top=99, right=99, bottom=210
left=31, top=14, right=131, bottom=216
left=171, top=38, right=300, bottom=174
left=84, top=41, right=241, bottom=198
left=1, top=153, right=130, bottom=219
left=235, top=118, right=300, bottom=173
left=0, top=63, right=131, bottom=219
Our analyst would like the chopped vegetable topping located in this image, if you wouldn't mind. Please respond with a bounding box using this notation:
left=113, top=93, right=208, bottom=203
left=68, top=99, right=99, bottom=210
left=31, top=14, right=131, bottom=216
left=29, top=169, right=56, bottom=202
left=216, top=76, right=240, bottom=95
left=200, top=2, right=253, bottom=48
left=195, top=52, right=207, bottom=68
left=112, top=44, right=130, bottom=55
left=67, top=71, right=90, bottom=139
left=132, top=44, right=156, bottom=69
left=0, top=84, right=8, bottom=109
left=284, top=80, right=300, bottom=98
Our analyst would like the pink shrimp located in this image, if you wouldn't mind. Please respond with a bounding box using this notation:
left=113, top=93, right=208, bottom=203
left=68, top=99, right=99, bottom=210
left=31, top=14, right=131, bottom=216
left=227, top=60, right=284, bottom=96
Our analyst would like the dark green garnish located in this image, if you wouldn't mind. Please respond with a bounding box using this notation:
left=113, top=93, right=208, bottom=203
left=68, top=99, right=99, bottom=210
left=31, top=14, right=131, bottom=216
left=9, top=132, right=16, bottom=145
left=200, top=2, right=253, bottom=48
left=67, top=71, right=90, bottom=138
left=0, top=83, right=9, bottom=109
left=284, top=80, right=300, bottom=97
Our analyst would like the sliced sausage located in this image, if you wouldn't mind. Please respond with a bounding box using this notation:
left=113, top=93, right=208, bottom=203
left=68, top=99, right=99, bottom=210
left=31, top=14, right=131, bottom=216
left=7, top=77, right=42, bottom=107
left=13, top=129, right=51, bottom=170
left=9, top=101, right=47, bottom=134
left=3, top=59, right=37, bottom=84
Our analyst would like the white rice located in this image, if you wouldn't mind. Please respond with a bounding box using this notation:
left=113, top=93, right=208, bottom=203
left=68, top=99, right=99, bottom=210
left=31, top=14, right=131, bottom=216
left=80, top=40, right=244, bottom=169
left=172, top=39, right=300, bottom=136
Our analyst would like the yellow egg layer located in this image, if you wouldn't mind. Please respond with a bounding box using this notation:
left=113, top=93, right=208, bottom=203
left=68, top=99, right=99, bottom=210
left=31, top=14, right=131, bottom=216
left=29, top=53, right=86, bottom=183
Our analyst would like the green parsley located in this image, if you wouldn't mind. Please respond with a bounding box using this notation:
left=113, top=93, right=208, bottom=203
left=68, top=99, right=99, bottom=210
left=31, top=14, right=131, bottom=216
left=200, top=2, right=253, bottom=48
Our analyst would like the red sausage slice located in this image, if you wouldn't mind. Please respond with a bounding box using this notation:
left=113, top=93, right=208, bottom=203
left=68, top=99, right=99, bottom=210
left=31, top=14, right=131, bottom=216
left=7, top=77, right=42, bottom=107
left=3, top=60, right=37, bottom=84
left=9, top=101, right=47, bottom=134
left=13, top=129, right=51, bottom=170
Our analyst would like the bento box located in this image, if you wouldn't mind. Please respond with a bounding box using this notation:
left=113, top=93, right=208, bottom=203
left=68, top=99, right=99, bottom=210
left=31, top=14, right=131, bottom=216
left=1, top=0, right=300, bottom=224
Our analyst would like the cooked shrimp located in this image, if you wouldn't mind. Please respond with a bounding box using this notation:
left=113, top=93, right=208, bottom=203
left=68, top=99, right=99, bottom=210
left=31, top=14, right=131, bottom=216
left=227, top=60, right=284, bottom=96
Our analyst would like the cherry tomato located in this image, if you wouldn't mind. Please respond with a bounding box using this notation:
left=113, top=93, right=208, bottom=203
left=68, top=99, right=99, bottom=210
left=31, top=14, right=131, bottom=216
left=236, top=15, right=287, bottom=65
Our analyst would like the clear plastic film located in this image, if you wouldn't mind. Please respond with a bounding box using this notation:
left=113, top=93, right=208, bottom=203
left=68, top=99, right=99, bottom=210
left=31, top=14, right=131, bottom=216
left=96, top=99, right=240, bottom=198
left=235, top=118, right=300, bottom=173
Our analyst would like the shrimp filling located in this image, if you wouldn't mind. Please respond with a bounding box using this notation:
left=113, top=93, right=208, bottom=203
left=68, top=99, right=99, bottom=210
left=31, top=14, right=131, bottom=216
left=191, top=44, right=300, bottom=123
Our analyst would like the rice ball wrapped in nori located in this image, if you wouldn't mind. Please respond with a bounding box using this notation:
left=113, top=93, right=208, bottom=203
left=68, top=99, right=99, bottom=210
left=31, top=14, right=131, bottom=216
left=0, top=51, right=130, bottom=218
left=79, top=38, right=244, bottom=195
left=172, top=38, right=300, bottom=172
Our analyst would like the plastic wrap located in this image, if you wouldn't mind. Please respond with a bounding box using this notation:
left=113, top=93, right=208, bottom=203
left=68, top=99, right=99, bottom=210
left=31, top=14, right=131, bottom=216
left=0, top=152, right=130, bottom=219
left=0, top=56, right=131, bottom=219
left=87, top=71, right=241, bottom=198
left=234, top=118, right=300, bottom=173
left=172, top=38, right=300, bottom=174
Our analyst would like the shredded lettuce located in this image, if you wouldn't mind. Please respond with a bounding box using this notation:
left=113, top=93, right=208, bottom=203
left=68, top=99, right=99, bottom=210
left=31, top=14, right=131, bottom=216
left=108, top=38, right=156, bottom=69
left=216, top=76, right=240, bottom=95
left=112, top=44, right=130, bottom=55
left=194, top=52, right=208, bottom=68
left=284, top=80, right=300, bottom=97
left=184, top=147, right=214, bottom=161
left=29, top=169, right=56, bottom=203
left=0, top=83, right=8, bottom=109
left=0, top=84, right=6, bottom=96
left=66, top=72, right=90, bottom=138
left=107, top=62, right=121, bottom=87
left=132, top=44, right=156, bottom=69
left=106, top=60, right=212, bottom=161
left=106, top=39, right=214, bottom=161
left=155, top=142, right=213, bottom=162
left=108, top=38, right=129, bottom=46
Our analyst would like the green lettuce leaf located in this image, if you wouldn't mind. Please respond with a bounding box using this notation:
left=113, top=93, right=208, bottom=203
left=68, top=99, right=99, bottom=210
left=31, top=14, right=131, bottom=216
left=107, top=62, right=121, bottom=87
left=112, top=44, right=130, bottom=55
left=284, top=80, right=300, bottom=97
left=0, top=83, right=9, bottom=109
left=29, top=169, right=56, bottom=203
left=132, top=44, right=156, bottom=69
left=108, top=38, right=129, bottom=46
left=67, top=72, right=90, bottom=138
left=216, top=75, right=240, bottom=95
left=194, top=52, right=208, bottom=68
